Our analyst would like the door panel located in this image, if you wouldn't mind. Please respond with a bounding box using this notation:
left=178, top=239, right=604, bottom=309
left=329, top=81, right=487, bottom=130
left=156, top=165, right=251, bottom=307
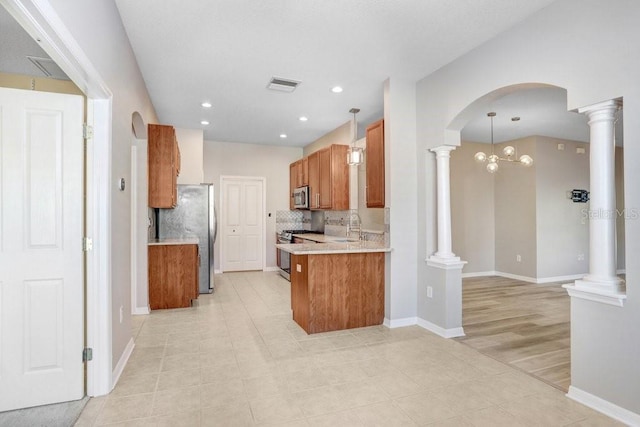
left=222, top=178, right=263, bottom=272
left=0, top=87, right=84, bottom=411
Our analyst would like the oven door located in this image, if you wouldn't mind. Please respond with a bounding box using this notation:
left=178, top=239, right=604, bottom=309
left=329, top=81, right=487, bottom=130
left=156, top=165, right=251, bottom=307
left=277, top=238, right=292, bottom=280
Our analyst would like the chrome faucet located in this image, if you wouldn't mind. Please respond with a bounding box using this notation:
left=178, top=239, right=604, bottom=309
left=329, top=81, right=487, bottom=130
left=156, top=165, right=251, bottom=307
left=346, top=211, right=363, bottom=240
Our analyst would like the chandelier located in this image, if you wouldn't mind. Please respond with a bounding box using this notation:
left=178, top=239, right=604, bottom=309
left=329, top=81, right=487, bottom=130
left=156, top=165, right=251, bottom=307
left=347, top=108, right=363, bottom=165
left=474, top=112, right=533, bottom=173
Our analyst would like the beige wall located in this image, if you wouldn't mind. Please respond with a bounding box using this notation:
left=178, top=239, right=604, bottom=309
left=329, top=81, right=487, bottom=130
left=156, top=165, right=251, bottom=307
left=175, top=128, right=204, bottom=185
left=451, top=141, right=495, bottom=273
left=302, top=120, right=350, bottom=156
left=203, top=140, right=302, bottom=270
left=452, top=136, right=608, bottom=280
left=535, top=136, right=590, bottom=278
left=494, top=137, right=538, bottom=277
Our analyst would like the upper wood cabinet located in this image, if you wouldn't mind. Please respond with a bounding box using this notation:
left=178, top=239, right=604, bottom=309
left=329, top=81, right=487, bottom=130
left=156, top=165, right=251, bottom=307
left=289, top=161, right=297, bottom=210
left=308, top=144, right=349, bottom=210
left=366, top=119, right=385, bottom=208
left=148, top=124, right=180, bottom=208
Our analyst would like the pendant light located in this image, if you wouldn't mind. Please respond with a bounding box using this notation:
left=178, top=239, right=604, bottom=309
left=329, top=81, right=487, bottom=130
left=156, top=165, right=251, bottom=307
left=347, top=108, right=363, bottom=166
left=474, top=112, right=533, bottom=173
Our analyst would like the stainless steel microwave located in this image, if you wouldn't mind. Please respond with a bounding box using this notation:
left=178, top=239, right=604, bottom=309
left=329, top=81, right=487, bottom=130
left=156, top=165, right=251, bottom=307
left=293, top=186, right=309, bottom=209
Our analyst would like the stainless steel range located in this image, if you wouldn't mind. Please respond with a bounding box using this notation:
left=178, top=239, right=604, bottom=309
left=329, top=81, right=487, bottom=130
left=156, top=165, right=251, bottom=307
left=276, top=229, right=314, bottom=280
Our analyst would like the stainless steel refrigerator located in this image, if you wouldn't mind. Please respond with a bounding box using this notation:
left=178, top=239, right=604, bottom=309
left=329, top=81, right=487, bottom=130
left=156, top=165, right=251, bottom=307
left=157, top=184, right=217, bottom=293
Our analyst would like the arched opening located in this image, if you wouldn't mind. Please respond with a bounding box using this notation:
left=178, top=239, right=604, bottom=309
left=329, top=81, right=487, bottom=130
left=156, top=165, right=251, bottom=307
left=445, top=83, right=625, bottom=391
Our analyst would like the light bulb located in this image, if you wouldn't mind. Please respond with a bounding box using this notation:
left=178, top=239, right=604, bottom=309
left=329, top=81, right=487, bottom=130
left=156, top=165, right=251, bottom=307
left=486, top=162, right=499, bottom=173
left=503, top=146, right=515, bottom=157
left=488, top=154, right=499, bottom=163
left=519, top=154, right=533, bottom=166
left=474, top=152, right=486, bottom=162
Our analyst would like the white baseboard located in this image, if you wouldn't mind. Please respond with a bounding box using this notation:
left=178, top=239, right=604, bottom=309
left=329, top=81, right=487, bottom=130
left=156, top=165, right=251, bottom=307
left=214, top=269, right=222, bottom=274
left=617, top=269, right=626, bottom=274
left=132, top=306, right=150, bottom=315
left=111, top=337, right=135, bottom=391
left=263, top=266, right=280, bottom=272
left=464, top=270, right=587, bottom=285
left=567, top=386, right=640, bottom=426
left=417, top=318, right=465, bottom=338
left=383, top=317, right=417, bottom=328
left=461, top=271, right=496, bottom=278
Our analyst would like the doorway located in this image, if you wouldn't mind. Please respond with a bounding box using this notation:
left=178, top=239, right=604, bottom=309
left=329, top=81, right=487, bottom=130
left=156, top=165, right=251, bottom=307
left=220, top=176, right=265, bottom=272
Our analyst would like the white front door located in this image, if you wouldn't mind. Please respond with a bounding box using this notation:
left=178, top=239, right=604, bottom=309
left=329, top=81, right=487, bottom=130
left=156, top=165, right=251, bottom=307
left=222, top=177, right=264, bottom=272
left=0, top=87, right=84, bottom=411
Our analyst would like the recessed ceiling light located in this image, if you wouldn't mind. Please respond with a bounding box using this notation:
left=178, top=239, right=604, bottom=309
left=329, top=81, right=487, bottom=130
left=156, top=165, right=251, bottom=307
left=299, top=116, right=308, bottom=122
left=331, top=86, right=343, bottom=93
left=280, top=134, right=287, bottom=139
left=201, top=120, right=210, bottom=125
left=201, top=102, right=212, bottom=108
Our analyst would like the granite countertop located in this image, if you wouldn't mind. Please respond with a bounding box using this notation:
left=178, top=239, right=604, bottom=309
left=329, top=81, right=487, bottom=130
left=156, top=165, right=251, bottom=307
left=276, top=239, right=391, bottom=255
left=148, top=238, right=199, bottom=246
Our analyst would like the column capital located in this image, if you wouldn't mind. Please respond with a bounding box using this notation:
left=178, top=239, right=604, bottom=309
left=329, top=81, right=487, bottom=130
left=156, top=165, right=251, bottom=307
left=577, top=99, right=622, bottom=115
left=429, top=145, right=457, bottom=156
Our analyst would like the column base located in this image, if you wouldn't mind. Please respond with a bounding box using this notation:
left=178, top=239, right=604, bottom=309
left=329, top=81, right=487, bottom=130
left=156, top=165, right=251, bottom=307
left=427, top=255, right=467, bottom=270
left=563, top=278, right=626, bottom=307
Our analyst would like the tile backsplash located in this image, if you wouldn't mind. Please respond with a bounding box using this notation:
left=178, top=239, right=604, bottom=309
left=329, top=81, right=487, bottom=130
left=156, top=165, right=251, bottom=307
left=277, top=208, right=390, bottom=246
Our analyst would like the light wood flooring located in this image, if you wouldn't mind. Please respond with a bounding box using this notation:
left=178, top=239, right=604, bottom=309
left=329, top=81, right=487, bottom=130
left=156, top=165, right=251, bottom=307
left=456, top=276, right=571, bottom=391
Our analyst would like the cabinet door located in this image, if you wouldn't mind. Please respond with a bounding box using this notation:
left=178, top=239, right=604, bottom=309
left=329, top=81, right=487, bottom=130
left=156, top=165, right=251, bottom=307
left=317, top=147, right=332, bottom=209
left=148, top=124, right=179, bottom=208
left=289, top=162, right=296, bottom=210
left=366, top=119, right=385, bottom=208
left=301, top=157, right=309, bottom=186
left=329, top=144, right=349, bottom=210
left=308, top=152, right=320, bottom=209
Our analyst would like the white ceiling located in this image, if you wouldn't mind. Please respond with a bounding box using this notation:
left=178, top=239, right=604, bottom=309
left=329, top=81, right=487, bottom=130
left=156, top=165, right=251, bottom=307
left=4, top=2, right=620, bottom=147
left=113, top=0, right=561, bottom=147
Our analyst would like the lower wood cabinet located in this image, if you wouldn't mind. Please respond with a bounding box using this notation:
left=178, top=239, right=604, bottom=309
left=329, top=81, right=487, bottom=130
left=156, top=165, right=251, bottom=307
left=290, top=252, right=384, bottom=334
left=148, top=244, right=198, bottom=309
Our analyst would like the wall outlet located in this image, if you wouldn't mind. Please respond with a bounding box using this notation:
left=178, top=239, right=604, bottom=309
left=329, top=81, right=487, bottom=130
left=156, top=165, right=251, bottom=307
left=427, top=286, right=433, bottom=298
left=516, top=254, right=522, bottom=262
left=578, top=253, right=585, bottom=261
left=296, top=264, right=302, bottom=273
left=557, top=143, right=565, bottom=151
left=119, top=305, right=123, bottom=323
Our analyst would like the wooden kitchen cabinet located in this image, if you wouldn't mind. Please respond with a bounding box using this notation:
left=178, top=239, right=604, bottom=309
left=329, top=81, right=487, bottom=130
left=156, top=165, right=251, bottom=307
left=148, top=244, right=198, bottom=309
left=366, top=119, right=385, bottom=208
left=307, top=144, right=349, bottom=210
left=148, top=123, right=180, bottom=208
left=289, top=161, right=297, bottom=210
left=289, top=158, right=310, bottom=209
left=291, top=252, right=384, bottom=334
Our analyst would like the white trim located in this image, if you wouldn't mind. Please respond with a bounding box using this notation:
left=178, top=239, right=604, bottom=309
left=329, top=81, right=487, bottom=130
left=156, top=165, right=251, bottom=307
left=111, top=338, right=135, bottom=390
left=214, top=269, right=222, bottom=275
left=567, top=386, right=640, bottom=426
left=417, top=318, right=465, bottom=338
left=0, top=1, right=115, bottom=399
left=383, top=317, right=417, bottom=328
left=617, top=269, right=626, bottom=274
left=461, top=270, right=497, bottom=278
left=426, top=257, right=467, bottom=270
left=132, top=306, right=150, bottom=315
left=86, top=99, right=113, bottom=396
left=467, top=271, right=586, bottom=285
left=562, top=284, right=626, bottom=307
left=263, top=266, right=280, bottom=272
left=219, top=175, right=267, bottom=273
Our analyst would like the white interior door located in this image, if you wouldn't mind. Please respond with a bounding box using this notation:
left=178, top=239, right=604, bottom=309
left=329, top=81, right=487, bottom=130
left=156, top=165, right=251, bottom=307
left=0, top=87, right=84, bottom=411
left=222, top=177, right=264, bottom=272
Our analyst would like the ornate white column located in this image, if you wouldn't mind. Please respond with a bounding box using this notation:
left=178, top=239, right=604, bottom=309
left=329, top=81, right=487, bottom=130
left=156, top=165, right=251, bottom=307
left=428, top=145, right=463, bottom=266
left=565, top=99, right=625, bottom=306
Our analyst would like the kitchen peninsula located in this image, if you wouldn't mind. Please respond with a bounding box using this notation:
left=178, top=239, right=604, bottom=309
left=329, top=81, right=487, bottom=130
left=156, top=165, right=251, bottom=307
left=276, top=237, right=391, bottom=334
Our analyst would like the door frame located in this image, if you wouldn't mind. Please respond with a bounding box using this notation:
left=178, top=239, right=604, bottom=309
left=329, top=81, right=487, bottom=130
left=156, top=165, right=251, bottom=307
left=1, top=0, right=114, bottom=396
left=219, top=175, right=267, bottom=272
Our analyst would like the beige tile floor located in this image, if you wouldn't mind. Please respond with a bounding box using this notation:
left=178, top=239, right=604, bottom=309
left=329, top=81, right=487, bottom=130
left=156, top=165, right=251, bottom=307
left=75, top=271, right=622, bottom=426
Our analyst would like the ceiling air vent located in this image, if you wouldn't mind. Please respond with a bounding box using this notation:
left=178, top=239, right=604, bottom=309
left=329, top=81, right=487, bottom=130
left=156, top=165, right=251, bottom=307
left=26, top=56, right=70, bottom=81
left=267, top=77, right=301, bottom=93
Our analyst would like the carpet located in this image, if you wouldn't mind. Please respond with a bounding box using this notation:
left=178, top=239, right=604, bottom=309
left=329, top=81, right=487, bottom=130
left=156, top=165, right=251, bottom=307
left=0, top=397, right=89, bottom=427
